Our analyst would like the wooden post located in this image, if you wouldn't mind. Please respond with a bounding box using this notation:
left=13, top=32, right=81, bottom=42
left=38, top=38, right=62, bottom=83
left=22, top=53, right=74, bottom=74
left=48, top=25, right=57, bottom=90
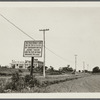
left=39, top=29, right=49, bottom=77
left=83, top=61, right=85, bottom=73
left=43, top=30, right=45, bottom=77
left=75, top=55, right=77, bottom=73
left=30, top=57, right=34, bottom=77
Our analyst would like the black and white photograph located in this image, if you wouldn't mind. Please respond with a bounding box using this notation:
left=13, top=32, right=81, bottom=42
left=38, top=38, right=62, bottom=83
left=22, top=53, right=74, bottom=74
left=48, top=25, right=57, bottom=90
left=0, top=2, right=100, bottom=97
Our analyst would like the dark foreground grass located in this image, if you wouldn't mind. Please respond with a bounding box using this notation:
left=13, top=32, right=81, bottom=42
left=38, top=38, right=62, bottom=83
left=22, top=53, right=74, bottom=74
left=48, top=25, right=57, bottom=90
left=0, top=67, right=29, bottom=76
left=21, top=73, right=91, bottom=93
left=0, top=72, right=91, bottom=93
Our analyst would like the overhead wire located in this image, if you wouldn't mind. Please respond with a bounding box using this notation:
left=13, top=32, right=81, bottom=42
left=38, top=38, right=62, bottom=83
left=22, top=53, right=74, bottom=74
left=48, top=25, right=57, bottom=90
left=0, top=13, right=73, bottom=64
left=0, top=14, right=34, bottom=40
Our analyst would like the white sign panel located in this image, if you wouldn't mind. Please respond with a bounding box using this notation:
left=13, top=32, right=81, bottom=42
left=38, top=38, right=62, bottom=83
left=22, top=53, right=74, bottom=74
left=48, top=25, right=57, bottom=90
left=23, top=41, right=43, bottom=57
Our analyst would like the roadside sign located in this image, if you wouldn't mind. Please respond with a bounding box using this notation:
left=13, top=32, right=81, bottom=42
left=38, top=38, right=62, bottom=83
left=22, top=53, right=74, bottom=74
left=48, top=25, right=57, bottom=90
left=23, top=41, right=43, bottom=57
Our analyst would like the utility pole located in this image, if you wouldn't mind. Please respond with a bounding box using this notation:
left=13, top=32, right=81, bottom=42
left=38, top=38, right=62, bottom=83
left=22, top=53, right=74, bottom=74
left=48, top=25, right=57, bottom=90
left=39, top=29, right=49, bottom=78
left=75, top=55, right=77, bottom=73
left=83, top=61, right=85, bottom=73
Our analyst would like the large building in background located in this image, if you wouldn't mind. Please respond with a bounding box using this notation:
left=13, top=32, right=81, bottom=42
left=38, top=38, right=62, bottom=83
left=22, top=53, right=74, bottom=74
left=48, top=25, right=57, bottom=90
left=10, top=59, right=43, bottom=69
left=10, top=60, right=25, bottom=69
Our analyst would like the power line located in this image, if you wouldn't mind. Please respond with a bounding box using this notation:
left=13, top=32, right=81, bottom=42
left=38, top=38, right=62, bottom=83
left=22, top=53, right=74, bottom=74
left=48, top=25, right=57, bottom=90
left=0, top=14, right=35, bottom=40
left=0, top=13, right=73, bottom=64
left=46, top=47, right=73, bottom=63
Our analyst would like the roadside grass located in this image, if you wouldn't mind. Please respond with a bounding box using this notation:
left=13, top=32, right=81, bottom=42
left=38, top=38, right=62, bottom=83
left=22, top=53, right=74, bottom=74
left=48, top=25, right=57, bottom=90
left=20, top=73, right=89, bottom=93
left=0, top=77, right=11, bottom=93
left=0, top=67, right=29, bottom=76
left=0, top=73, right=79, bottom=93
left=0, top=67, right=42, bottom=77
left=35, top=74, right=81, bottom=87
left=0, top=69, right=91, bottom=93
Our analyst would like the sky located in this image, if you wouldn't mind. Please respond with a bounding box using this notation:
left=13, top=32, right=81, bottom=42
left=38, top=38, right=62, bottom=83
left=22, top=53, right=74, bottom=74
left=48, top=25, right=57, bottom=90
left=0, top=2, right=100, bottom=71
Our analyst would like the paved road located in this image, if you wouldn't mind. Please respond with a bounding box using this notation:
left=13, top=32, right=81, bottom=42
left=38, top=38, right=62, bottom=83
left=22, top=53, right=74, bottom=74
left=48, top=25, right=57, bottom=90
left=45, top=75, right=100, bottom=92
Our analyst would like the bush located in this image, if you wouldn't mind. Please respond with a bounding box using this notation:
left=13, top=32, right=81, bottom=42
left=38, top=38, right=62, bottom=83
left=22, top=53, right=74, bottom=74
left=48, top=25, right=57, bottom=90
left=0, top=79, right=6, bottom=93
left=5, top=72, right=41, bottom=92
left=11, top=72, right=20, bottom=82
left=24, top=75, right=38, bottom=87
left=5, top=72, right=25, bottom=91
left=5, top=81, right=13, bottom=90
left=47, top=70, right=62, bottom=75
left=92, top=66, right=100, bottom=73
left=18, top=69, right=23, bottom=73
left=24, top=75, right=33, bottom=83
left=5, top=78, right=25, bottom=91
left=0, top=72, right=12, bottom=76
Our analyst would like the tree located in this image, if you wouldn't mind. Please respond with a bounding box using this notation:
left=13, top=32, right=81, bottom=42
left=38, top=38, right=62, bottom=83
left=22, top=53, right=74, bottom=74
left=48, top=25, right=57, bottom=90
left=58, top=65, right=73, bottom=73
left=45, top=66, right=48, bottom=71
left=28, top=66, right=48, bottom=73
left=92, top=66, right=100, bottom=73
left=50, top=66, right=54, bottom=71
left=12, top=64, right=15, bottom=69
left=67, top=65, right=70, bottom=68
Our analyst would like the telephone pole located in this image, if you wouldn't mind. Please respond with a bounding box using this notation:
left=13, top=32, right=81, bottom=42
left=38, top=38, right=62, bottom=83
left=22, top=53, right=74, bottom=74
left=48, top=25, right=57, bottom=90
left=83, top=61, right=85, bottom=73
left=39, top=29, right=49, bottom=78
left=75, top=55, right=77, bottom=73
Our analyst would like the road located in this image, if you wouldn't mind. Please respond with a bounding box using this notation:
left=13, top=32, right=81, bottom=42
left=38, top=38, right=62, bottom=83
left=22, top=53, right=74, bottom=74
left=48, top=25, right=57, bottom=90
left=44, top=75, right=100, bottom=92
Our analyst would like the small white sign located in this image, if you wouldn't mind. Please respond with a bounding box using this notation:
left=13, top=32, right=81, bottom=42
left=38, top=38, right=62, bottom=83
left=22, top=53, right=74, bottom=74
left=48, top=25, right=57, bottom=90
left=23, top=41, right=43, bottom=57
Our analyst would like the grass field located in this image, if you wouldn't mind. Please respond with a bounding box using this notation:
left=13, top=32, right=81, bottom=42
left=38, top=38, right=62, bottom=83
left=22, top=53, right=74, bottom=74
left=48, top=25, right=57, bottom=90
left=0, top=67, right=29, bottom=76
left=0, top=67, right=92, bottom=93
left=20, top=73, right=91, bottom=93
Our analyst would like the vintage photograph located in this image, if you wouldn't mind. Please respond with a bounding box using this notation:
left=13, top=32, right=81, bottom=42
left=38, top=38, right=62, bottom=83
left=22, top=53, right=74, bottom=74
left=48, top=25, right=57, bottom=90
left=0, top=2, right=100, bottom=95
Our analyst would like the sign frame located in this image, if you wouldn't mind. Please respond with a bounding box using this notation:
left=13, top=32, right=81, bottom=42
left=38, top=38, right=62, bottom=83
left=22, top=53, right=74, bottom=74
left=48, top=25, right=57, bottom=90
left=23, top=40, right=43, bottom=57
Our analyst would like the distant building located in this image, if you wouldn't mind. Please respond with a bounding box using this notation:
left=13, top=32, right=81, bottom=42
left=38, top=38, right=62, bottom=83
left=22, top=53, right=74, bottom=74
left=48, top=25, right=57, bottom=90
left=10, top=59, right=43, bottom=69
left=10, top=60, right=25, bottom=69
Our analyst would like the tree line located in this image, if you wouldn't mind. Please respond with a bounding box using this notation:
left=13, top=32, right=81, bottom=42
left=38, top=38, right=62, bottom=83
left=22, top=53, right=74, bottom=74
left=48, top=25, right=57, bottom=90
left=28, top=65, right=73, bottom=75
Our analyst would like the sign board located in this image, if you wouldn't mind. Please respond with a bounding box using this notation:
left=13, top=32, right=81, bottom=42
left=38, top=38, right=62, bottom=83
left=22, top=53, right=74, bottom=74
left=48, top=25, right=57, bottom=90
left=23, top=41, right=43, bottom=57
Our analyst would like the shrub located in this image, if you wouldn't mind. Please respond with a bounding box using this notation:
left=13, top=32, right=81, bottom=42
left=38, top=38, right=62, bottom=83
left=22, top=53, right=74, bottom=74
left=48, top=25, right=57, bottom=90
left=18, top=69, right=23, bottom=73
left=24, top=74, right=33, bottom=83
left=24, top=75, right=39, bottom=87
left=0, top=72, right=12, bottom=76
left=5, top=78, right=25, bottom=92
left=11, top=72, right=20, bottom=82
left=5, top=73, right=41, bottom=92
left=0, top=80, right=6, bottom=93
left=0, top=87, right=5, bottom=93
left=92, top=66, right=100, bottom=73
left=5, top=72, right=25, bottom=91
left=4, top=81, right=13, bottom=90
left=15, top=77, right=25, bottom=91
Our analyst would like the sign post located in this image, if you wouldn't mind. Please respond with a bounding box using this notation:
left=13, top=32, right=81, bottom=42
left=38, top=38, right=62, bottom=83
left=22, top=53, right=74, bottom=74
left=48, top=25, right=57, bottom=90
left=30, top=57, right=34, bottom=76
left=23, top=40, right=43, bottom=77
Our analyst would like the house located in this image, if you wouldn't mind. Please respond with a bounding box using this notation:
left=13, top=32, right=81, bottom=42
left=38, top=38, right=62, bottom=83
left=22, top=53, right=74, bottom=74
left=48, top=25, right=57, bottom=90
left=10, top=59, right=43, bottom=69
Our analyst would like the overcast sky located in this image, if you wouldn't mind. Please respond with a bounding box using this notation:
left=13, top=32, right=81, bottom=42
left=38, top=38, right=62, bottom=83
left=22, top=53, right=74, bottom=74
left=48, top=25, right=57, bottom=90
left=0, top=2, right=100, bottom=71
